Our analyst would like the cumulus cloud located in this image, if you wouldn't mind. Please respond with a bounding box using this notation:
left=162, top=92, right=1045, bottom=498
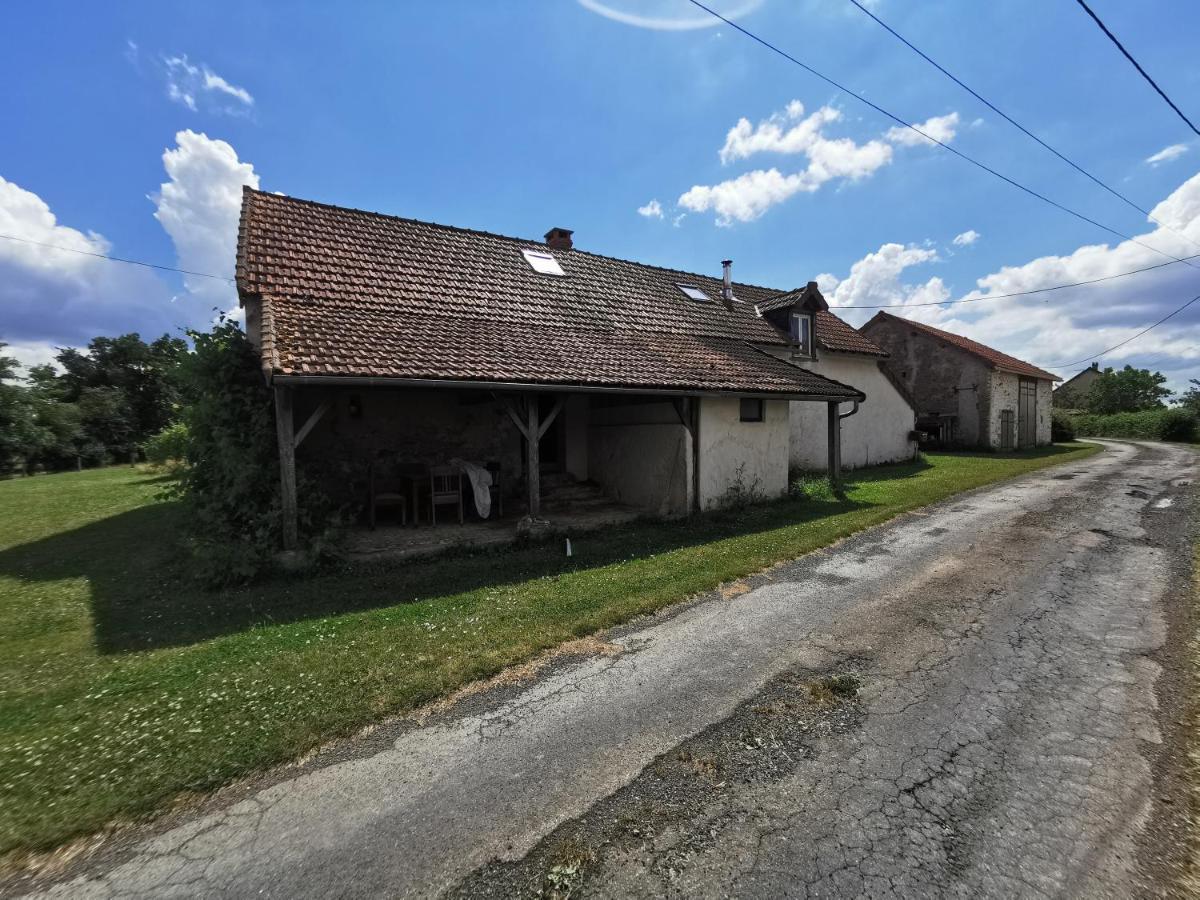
left=163, top=55, right=254, bottom=115
left=829, top=169, right=1200, bottom=388
left=152, top=130, right=260, bottom=313
left=0, top=175, right=174, bottom=348
left=886, top=112, right=960, bottom=147
left=679, top=100, right=897, bottom=224
left=1146, top=143, right=1188, bottom=166
left=0, top=131, right=262, bottom=359
left=576, top=0, right=761, bottom=30
left=637, top=199, right=664, bottom=219
left=953, top=229, right=980, bottom=247
left=819, top=243, right=946, bottom=311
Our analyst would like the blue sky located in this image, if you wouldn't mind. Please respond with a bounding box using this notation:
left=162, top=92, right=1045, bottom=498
left=3, top=0, right=1200, bottom=387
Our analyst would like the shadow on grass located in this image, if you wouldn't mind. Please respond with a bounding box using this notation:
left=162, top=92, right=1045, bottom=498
left=0, top=462, right=941, bottom=654
left=929, top=444, right=1087, bottom=462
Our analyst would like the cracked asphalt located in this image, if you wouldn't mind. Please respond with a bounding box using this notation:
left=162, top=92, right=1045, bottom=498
left=11, top=440, right=1197, bottom=899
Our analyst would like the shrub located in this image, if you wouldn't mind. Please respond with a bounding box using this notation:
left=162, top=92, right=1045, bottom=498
left=1068, top=407, right=1198, bottom=443
left=1050, top=410, right=1076, bottom=442
left=176, top=320, right=336, bottom=585
left=142, top=422, right=189, bottom=467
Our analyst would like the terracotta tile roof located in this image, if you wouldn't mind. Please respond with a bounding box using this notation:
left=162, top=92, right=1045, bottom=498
left=865, top=311, right=1060, bottom=381
left=236, top=188, right=866, bottom=398
left=816, top=310, right=888, bottom=357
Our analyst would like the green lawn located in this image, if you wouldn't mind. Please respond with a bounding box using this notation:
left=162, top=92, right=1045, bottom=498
left=0, top=443, right=1100, bottom=859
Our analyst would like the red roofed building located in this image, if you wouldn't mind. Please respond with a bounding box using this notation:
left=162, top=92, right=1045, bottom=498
left=862, top=311, right=1061, bottom=450
left=236, top=189, right=915, bottom=549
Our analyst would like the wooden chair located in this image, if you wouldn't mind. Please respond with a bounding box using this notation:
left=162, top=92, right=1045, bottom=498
left=429, top=465, right=463, bottom=525
left=486, top=461, right=503, bottom=519
left=368, top=460, right=407, bottom=529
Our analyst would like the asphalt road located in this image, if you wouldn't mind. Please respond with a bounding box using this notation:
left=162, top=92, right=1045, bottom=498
left=15, top=440, right=1197, bottom=899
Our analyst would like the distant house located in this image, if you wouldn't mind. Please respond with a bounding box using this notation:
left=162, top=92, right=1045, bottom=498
left=861, top=311, right=1060, bottom=450
left=237, top=188, right=887, bottom=549
left=756, top=284, right=916, bottom=470
left=1053, top=362, right=1101, bottom=408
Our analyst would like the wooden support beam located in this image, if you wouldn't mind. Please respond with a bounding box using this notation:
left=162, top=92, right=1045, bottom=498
left=274, top=386, right=299, bottom=551
left=294, top=399, right=330, bottom=449
left=501, top=395, right=531, bottom=439
left=537, top=395, right=564, bottom=440
left=827, top=401, right=842, bottom=494
left=526, top=396, right=541, bottom=518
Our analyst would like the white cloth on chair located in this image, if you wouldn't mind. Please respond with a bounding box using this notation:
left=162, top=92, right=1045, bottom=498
left=449, top=458, right=493, bottom=518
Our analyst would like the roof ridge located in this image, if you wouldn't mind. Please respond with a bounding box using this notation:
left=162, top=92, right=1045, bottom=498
left=869, top=310, right=1058, bottom=380
left=243, top=187, right=785, bottom=294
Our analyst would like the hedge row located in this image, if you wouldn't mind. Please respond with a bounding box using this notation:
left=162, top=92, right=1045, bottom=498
left=1064, top=407, right=1198, bottom=442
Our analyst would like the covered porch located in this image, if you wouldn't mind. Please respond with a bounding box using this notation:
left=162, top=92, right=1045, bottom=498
left=271, top=377, right=857, bottom=554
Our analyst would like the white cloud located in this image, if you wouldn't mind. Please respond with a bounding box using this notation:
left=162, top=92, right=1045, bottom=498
left=718, top=101, right=841, bottom=164
left=952, top=229, right=980, bottom=247
left=4, top=341, right=65, bottom=375
left=1146, top=143, right=1188, bottom=166
left=821, top=243, right=945, bottom=310
left=0, top=175, right=174, bottom=347
left=163, top=55, right=254, bottom=115
left=152, top=130, right=260, bottom=313
left=637, top=199, right=664, bottom=219
left=828, top=169, right=1200, bottom=389
left=886, top=112, right=960, bottom=147
left=576, top=0, right=761, bottom=30
left=679, top=100, right=896, bottom=224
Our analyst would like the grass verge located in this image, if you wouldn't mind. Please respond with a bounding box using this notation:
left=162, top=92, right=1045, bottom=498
left=0, top=443, right=1099, bottom=860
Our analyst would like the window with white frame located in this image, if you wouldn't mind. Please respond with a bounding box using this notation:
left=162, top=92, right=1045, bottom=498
left=791, top=312, right=814, bottom=356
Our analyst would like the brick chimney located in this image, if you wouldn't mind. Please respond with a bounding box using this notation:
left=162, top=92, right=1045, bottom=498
left=545, top=227, right=573, bottom=251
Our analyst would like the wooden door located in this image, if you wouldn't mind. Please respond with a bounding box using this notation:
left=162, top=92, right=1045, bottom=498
left=1018, top=379, right=1037, bottom=448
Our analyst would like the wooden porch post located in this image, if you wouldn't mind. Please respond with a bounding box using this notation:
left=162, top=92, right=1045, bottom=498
left=526, top=396, right=541, bottom=518
left=827, top=401, right=842, bottom=494
left=274, top=385, right=299, bottom=551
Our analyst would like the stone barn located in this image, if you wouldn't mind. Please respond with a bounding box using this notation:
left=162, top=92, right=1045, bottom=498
left=861, top=311, right=1059, bottom=450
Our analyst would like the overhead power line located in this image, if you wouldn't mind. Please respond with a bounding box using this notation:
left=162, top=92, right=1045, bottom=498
left=0, top=232, right=235, bottom=282
left=1072, top=0, right=1200, bottom=137
left=846, top=0, right=1200, bottom=253
left=1034, top=291, right=1200, bottom=369
left=683, top=0, right=1198, bottom=273
left=829, top=252, right=1200, bottom=310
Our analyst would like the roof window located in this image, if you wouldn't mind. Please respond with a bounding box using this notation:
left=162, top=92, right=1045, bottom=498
left=676, top=283, right=710, bottom=302
left=522, top=248, right=565, bottom=276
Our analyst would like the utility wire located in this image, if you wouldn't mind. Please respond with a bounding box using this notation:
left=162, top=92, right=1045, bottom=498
left=0, top=232, right=235, bottom=282
left=829, top=252, right=1200, bottom=310
left=1034, top=291, right=1200, bottom=368
left=684, top=0, right=1199, bottom=273
left=847, top=0, right=1200, bottom=253
left=1072, top=0, right=1200, bottom=137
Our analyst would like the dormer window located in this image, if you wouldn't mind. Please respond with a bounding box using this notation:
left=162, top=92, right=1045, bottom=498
left=791, top=311, right=814, bottom=357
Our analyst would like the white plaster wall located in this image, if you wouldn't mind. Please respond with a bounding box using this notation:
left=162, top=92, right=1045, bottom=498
left=786, top=355, right=915, bottom=470
left=697, top=397, right=789, bottom=509
left=587, top=400, right=690, bottom=517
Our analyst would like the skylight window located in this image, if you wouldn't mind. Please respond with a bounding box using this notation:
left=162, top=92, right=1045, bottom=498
left=522, top=248, right=565, bottom=276
left=676, top=284, right=710, bottom=302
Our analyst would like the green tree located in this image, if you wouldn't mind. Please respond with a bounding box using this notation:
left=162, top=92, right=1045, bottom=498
left=0, top=342, right=41, bottom=474
left=51, top=333, right=190, bottom=460
left=1084, top=365, right=1172, bottom=415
